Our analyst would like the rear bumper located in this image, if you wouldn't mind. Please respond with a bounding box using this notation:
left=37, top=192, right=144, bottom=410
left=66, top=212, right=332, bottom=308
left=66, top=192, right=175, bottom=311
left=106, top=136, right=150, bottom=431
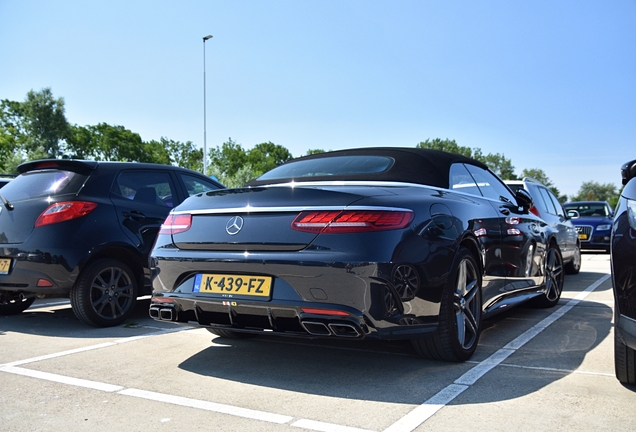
left=149, top=249, right=444, bottom=341
left=0, top=247, right=81, bottom=295
left=149, top=294, right=439, bottom=340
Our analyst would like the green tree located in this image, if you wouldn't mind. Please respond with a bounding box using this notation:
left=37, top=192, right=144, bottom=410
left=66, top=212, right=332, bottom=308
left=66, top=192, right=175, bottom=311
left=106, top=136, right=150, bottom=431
left=1, top=88, right=69, bottom=158
left=417, top=138, right=516, bottom=179
left=209, top=138, right=248, bottom=177
left=66, top=123, right=146, bottom=162
left=520, top=168, right=565, bottom=202
left=305, top=149, right=326, bottom=156
left=163, top=138, right=203, bottom=171
left=417, top=138, right=473, bottom=158
left=572, top=181, right=619, bottom=207
left=246, top=142, right=293, bottom=175
left=481, top=152, right=517, bottom=180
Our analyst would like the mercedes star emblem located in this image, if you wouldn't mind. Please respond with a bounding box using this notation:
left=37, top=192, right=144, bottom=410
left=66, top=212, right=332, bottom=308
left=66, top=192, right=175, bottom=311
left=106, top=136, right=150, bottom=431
left=225, top=216, right=244, bottom=235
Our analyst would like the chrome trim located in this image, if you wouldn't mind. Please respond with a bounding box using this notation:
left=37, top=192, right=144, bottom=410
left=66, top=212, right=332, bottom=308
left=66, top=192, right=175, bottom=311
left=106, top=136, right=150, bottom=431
left=172, top=204, right=414, bottom=216
left=170, top=180, right=506, bottom=216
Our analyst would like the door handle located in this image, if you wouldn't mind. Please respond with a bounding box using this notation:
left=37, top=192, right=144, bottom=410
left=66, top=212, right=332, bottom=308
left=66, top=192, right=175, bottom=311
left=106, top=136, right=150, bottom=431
left=499, top=207, right=511, bottom=215
left=123, top=210, right=146, bottom=220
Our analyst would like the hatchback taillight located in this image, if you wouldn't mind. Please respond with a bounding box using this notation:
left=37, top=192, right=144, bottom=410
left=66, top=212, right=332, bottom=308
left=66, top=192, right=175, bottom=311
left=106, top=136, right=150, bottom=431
left=291, top=210, right=413, bottom=234
left=529, top=206, right=540, bottom=217
left=35, top=201, right=98, bottom=227
left=159, top=214, right=192, bottom=235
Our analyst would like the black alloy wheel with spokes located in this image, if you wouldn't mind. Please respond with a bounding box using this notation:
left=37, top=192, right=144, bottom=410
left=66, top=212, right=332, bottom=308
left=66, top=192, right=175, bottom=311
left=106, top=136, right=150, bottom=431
left=392, top=263, right=420, bottom=300
left=70, top=258, right=138, bottom=327
left=534, top=243, right=564, bottom=308
left=412, top=247, right=482, bottom=362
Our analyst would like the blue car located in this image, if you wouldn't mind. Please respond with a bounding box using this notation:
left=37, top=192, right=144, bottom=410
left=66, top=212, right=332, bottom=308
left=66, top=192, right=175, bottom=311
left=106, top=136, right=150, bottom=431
left=563, top=201, right=613, bottom=252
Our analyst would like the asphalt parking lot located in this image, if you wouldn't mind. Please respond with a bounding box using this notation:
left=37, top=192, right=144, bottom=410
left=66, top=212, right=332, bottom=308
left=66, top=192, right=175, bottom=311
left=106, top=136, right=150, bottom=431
left=1, top=253, right=633, bottom=432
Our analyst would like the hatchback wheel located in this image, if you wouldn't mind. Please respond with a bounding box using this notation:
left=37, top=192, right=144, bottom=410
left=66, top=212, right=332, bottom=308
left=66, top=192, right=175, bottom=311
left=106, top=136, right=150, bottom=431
left=70, top=259, right=137, bottom=327
left=0, top=294, right=35, bottom=315
left=412, top=247, right=482, bottom=362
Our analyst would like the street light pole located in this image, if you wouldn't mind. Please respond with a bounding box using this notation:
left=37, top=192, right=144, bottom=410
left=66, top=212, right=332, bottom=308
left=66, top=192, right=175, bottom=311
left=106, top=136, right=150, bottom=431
left=202, top=35, right=213, bottom=175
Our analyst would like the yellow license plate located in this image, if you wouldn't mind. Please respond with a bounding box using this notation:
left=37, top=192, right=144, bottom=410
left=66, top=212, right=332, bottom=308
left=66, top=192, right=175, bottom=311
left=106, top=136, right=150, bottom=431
left=0, top=258, right=11, bottom=274
left=194, top=273, right=272, bottom=297
left=578, top=233, right=589, bottom=240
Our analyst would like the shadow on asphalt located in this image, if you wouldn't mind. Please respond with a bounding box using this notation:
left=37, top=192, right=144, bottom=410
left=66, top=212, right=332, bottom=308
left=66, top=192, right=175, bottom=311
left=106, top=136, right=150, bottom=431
left=0, top=298, right=163, bottom=338
left=1, top=269, right=617, bottom=403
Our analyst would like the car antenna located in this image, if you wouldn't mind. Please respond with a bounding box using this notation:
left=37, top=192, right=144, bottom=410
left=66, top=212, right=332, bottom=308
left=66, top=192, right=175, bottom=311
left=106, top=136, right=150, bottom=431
left=0, top=194, right=14, bottom=210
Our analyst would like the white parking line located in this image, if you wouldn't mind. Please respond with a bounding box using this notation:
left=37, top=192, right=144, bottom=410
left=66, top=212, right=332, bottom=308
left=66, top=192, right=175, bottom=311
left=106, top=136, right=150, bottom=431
left=1, top=365, right=124, bottom=392
left=382, top=273, right=611, bottom=432
left=0, top=274, right=612, bottom=432
left=119, top=388, right=294, bottom=424
left=291, top=419, right=376, bottom=432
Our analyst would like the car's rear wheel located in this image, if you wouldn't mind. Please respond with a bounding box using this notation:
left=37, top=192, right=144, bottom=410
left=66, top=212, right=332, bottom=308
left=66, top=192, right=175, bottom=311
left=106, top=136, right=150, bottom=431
left=534, top=243, right=564, bottom=308
left=565, top=243, right=581, bottom=275
left=70, top=259, right=137, bottom=327
left=615, top=317, right=636, bottom=385
left=206, top=328, right=252, bottom=339
left=0, top=294, right=35, bottom=315
left=412, top=247, right=482, bottom=362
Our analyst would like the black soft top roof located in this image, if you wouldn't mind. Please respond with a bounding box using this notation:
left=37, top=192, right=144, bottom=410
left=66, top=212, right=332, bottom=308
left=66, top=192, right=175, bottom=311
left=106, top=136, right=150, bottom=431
left=248, top=147, right=488, bottom=189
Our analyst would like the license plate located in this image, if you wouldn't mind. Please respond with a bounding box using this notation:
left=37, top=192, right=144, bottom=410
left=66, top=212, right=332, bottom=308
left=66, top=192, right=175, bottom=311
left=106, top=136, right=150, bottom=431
left=193, top=273, right=272, bottom=297
left=578, top=233, right=589, bottom=240
left=0, top=258, right=11, bottom=274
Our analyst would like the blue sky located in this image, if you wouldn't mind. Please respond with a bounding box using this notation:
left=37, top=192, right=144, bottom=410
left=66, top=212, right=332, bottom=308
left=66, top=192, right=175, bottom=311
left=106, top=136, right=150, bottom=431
left=1, top=1, right=634, bottom=197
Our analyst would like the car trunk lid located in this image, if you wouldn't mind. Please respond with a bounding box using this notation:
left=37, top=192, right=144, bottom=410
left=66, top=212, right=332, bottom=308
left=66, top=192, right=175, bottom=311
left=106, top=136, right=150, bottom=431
left=169, top=184, right=396, bottom=251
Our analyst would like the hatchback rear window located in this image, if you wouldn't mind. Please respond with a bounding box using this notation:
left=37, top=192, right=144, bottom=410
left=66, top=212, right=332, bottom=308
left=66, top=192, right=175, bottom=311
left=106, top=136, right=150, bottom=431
left=256, top=155, right=394, bottom=181
left=0, top=169, right=87, bottom=201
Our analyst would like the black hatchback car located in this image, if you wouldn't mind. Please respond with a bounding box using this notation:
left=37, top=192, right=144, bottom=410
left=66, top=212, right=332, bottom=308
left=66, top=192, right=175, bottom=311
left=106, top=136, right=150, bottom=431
left=0, top=159, right=224, bottom=326
left=611, top=158, right=636, bottom=385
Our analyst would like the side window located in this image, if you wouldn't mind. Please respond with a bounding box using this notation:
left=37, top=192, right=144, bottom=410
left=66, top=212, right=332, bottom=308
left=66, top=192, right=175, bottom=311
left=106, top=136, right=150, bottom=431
left=528, top=184, right=549, bottom=215
left=449, top=163, right=482, bottom=197
left=546, top=189, right=565, bottom=217
left=538, top=187, right=558, bottom=216
left=112, top=170, right=177, bottom=208
left=464, top=164, right=516, bottom=203
left=180, top=174, right=222, bottom=197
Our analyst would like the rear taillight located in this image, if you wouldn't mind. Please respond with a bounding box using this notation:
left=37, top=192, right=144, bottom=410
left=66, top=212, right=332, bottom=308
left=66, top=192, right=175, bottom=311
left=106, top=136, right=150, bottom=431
left=34, top=201, right=98, bottom=227
left=159, top=214, right=192, bottom=235
left=529, top=206, right=540, bottom=217
left=291, top=210, right=413, bottom=234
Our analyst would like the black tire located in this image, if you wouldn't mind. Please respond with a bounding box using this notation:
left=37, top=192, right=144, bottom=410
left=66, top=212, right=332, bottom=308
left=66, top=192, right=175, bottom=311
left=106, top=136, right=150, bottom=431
left=0, top=295, right=35, bottom=315
left=206, top=328, right=252, bottom=339
left=615, top=312, right=636, bottom=385
left=70, top=258, right=137, bottom=327
left=564, top=243, right=581, bottom=275
left=412, top=247, right=482, bottom=362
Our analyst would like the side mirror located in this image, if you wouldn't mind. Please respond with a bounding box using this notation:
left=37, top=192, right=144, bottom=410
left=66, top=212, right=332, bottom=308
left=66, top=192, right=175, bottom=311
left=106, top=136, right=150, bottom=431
left=621, top=159, right=636, bottom=185
left=567, top=209, right=580, bottom=219
left=515, top=188, right=533, bottom=212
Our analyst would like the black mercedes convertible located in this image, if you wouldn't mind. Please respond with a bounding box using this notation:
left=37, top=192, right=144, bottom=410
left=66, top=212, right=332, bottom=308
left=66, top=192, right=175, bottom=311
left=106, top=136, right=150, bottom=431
left=149, top=147, right=564, bottom=361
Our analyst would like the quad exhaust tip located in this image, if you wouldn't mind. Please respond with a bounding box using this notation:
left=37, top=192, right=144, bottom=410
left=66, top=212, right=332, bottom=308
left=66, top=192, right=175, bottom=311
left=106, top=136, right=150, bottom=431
left=149, top=306, right=175, bottom=322
left=301, top=320, right=362, bottom=338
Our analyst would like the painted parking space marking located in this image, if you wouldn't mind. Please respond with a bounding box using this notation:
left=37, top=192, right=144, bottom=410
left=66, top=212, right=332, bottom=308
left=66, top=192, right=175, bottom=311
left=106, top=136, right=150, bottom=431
left=119, top=388, right=294, bottom=425
left=383, top=273, right=611, bottom=432
left=0, top=274, right=612, bottom=432
left=0, top=326, right=191, bottom=368
left=1, top=365, right=124, bottom=392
